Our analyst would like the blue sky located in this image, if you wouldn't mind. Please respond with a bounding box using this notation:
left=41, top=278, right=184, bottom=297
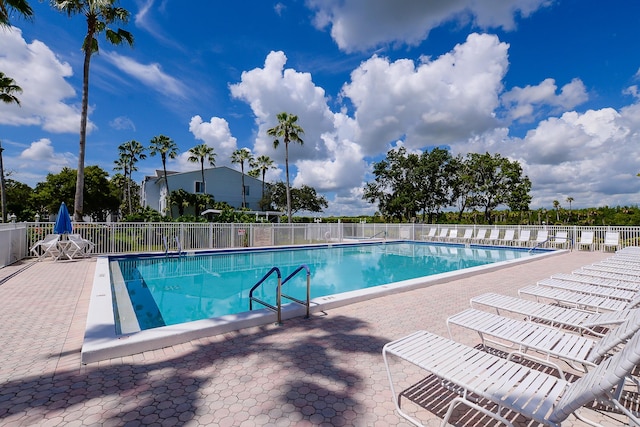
left=2, top=0, right=640, bottom=216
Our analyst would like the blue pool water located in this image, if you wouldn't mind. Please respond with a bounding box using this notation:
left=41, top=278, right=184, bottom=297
left=111, top=242, right=539, bottom=332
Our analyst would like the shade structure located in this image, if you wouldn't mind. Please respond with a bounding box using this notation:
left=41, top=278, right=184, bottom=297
left=53, top=202, right=73, bottom=234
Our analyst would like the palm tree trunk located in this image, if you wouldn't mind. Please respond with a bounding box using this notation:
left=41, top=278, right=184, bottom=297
left=162, top=157, right=171, bottom=217
left=241, top=169, right=246, bottom=208
left=285, top=142, right=292, bottom=223
left=0, top=141, right=6, bottom=222
left=200, top=159, right=205, bottom=194
left=74, top=27, right=94, bottom=222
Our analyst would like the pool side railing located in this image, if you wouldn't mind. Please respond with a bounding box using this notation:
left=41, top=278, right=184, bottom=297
left=3, top=222, right=640, bottom=266
left=248, top=264, right=311, bottom=325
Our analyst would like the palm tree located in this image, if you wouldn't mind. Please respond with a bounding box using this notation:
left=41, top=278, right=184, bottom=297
left=114, top=140, right=145, bottom=215
left=231, top=148, right=253, bottom=208
left=566, top=196, right=574, bottom=222
left=267, top=112, right=304, bottom=223
left=0, top=72, right=22, bottom=222
left=250, top=155, right=275, bottom=209
left=149, top=135, right=178, bottom=216
left=51, top=0, right=133, bottom=221
left=553, top=200, right=560, bottom=222
left=0, top=0, right=33, bottom=26
left=187, top=143, right=216, bottom=194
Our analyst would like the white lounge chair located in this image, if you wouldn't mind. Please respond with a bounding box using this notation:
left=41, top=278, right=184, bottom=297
left=470, top=292, right=636, bottom=337
left=29, top=234, right=62, bottom=260
left=518, top=284, right=636, bottom=312
left=497, top=229, right=515, bottom=246
left=484, top=229, right=499, bottom=245
left=582, top=263, right=640, bottom=278
left=577, top=231, right=594, bottom=251
left=383, top=329, right=640, bottom=427
left=435, top=228, right=448, bottom=241
left=422, top=227, right=436, bottom=241
left=458, top=228, right=473, bottom=242
left=445, top=228, right=458, bottom=242
left=471, top=228, right=487, bottom=244
left=515, top=229, right=531, bottom=246
left=447, top=307, right=640, bottom=373
left=67, top=234, right=95, bottom=258
left=533, top=229, right=549, bottom=247
left=604, top=231, right=620, bottom=252
left=551, top=272, right=640, bottom=292
left=551, top=231, right=569, bottom=248
left=536, top=277, right=637, bottom=301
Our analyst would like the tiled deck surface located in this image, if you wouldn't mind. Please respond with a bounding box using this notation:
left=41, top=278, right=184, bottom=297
left=0, top=249, right=632, bottom=426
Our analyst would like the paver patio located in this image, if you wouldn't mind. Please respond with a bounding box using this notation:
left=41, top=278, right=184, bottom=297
left=0, top=249, right=632, bottom=426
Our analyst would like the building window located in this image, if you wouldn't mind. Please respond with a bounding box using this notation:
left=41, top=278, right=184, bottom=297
left=244, top=185, right=249, bottom=196
left=195, top=181, right=205, bottom=193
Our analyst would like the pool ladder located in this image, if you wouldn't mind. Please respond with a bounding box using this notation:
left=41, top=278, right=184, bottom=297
left=163, top=236, right=186, bottom=257
left=249, top=264, right=311, bottom=325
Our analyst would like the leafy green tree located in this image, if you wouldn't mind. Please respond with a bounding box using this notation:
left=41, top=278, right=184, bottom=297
left=114, top=140, right=145, bottom=215
left=52, top=0, right=133, bottom=221
left=83, top=165, right=120, bottom=221
left=363, top=147, right=422, bottom=221
left=231, top=148, right=253, bottom=208
left=0, top=0, right=33, bottom=26
left=268, top=182, right=327, bottom=215
left=33, top=167, right=76, bottom=215
left=33, top=165, right=119, bottom=221
left=466, top=152, right=531, bottom=224
left=249, top=154, right=275, bottom=210
left=415, top=148, right=455, bottom=223
left=267, top=112, right=304, bottom=223
left=149, top=134, right=178, bottom=216
left=449, top=154, right=477, bottom=222
left=0, top=72, right=22, bottom=222
left=5, top=179, right=34, bottom=221
left=188, top=143, right=216, bottom=194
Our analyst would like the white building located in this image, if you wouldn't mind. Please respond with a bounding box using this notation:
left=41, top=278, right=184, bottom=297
left=141, top=166, right=267, bottom=216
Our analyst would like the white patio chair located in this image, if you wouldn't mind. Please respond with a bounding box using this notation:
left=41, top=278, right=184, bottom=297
left=604, top=231, right=620, bottom=252
left=551, top=231, right=569, bottom=248
left=552, top=272, right=640, bottom=292
left=533, top=229, right=549, bottom=247
left=447, top=307, right=640, bottom=374
left=497, top=229, right=515, bottom=245
left=470, top=292, right=636, bottom=337
left=536, top=277, right=636, bottom=301
left=458, top=228, right=473, bottom=242
left=445, top=229, right=458, bottom=242
left=435, top=228, right=448, bottom=241
left=518, top=284, right=635, bottom=312
left=421, top=227, right=437, bottom=240
left=383, top=329, right=640, bottom=427
left=29, top=234, right=62, bottom=260
left=67, top=234, right=95, bottom=258
left=471, top=228, right=487, bottom=243
left=577, top=231, right=594, bottom=250
left=515, top=229, right=531, bottom=246
left=484, top=229, right=499, bottom=245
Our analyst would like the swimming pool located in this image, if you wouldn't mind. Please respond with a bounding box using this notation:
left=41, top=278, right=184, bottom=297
left=82, top=241, right=558, bottom=363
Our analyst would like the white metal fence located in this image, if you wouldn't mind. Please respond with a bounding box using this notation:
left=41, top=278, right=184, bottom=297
left=1, top=222, right=639, bottom=266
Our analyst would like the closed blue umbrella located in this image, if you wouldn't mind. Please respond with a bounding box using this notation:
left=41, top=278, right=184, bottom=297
left=54, top=202, right=73, bottom=235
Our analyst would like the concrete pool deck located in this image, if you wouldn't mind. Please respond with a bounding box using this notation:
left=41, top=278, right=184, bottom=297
left=0, top=249, right=632, bottom=426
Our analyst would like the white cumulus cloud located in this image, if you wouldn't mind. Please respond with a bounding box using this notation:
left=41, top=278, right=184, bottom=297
left=306, top=0, right=550, bottom=52
left=0, top=27, right=89, bottom=134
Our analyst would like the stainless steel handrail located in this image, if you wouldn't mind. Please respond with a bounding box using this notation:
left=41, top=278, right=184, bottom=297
left=249, top=267, right=283, bottom=324
left=281, top=264, right=311, bottom=319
